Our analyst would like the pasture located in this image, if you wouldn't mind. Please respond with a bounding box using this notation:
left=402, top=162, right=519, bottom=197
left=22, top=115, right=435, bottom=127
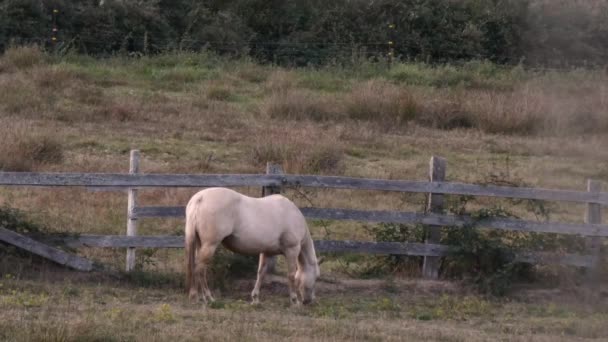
left=1, top=46, right=608, bottom=341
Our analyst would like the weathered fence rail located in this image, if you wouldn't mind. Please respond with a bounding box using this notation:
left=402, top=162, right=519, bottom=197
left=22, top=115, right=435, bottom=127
left=35, top=235, right=592, bottom=268
left=0, top=227, right=93, bottom=271
left=133, top=206, right=608, bottom=237
left=1, top=172, right=607, bottom=204
left=0, top=150, right=605, bottom=278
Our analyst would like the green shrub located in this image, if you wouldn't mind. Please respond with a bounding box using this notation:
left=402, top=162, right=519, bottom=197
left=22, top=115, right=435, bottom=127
left=389, top=61, right=525, bottom=90
left=209, top=249, right=257, bottom=290
left=364, top=174, right=586, bottom=296
left=0, top=206, right=42, bottom=235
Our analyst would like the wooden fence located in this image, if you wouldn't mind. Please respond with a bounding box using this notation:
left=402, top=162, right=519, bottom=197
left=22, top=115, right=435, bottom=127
left=0, top=150, right=606, bottom=278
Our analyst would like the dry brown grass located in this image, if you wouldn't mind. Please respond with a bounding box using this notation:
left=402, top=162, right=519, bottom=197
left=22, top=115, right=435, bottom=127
left=0, top=120, right=63, bottom=171
left=264, top=69, right=297, bottom=92
left=236, top=66, right=268, bottom=84
left=250, top=122, right=345, bottom=174
left=464, top=88, right=545, bottom=135
left=409, top=74, right=608, bottom=135
left=206, top=85, right=233, bottom=101
left=0, top=267, right=607, bottom=342
left=0, top=45, right=47, bottom=71
left=344, top=79, right=418, bottom=129
left=466, top=79, right=608, bottom=135
left=260, top=89, right=339, bottom=121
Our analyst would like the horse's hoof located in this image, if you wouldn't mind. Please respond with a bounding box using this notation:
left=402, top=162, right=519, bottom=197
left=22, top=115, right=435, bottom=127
left=290, top=298, right=302, bottom=307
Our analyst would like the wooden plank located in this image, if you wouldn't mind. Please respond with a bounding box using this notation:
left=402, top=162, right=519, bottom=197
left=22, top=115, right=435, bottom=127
left=585, top=180, right=603, bottom=280
left=0, top=173, right=279, bottom=188
left=314, top=240, right=451, bottom=256
left=303, top=207, right=608, bottom=237
left=55, top=235, right=450, bottom=256
left=2, top=172, right=607, bottom=204
left=48, top=234, right=592, bottom=267
left=0, top=227, right=93, bottom=271
left=262, top=163, right=283, bottom=197
left=60, top=235, right=185, bottom=248
left=423, top=156, right=446, bottom=279
left=86, top=187, right=127, bottom=192
left=135, top=206, right=185, bottom=218
left=134, top=206, right=608, bottom=237
left=514, top=251, right=594, bottom=268
left=125, top=150, right=139, bottom=272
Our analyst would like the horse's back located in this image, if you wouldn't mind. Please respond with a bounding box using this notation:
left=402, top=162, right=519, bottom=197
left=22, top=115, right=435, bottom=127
left=186, top=187, right=309, bottom=255
left=187, top=187, right=302, bottom=221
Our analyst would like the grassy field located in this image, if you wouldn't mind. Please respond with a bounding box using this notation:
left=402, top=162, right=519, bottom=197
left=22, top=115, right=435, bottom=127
left=1, top=261, right=608, bottom=341
left=1, top=46, right=608, bottom=340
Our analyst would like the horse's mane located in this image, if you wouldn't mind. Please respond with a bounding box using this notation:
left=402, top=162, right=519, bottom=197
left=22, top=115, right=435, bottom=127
left=298, top=232, right=319, bottom=276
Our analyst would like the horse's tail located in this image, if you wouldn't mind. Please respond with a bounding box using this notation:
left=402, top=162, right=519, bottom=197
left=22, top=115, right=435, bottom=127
left=184, top=209, right=198, bottom=294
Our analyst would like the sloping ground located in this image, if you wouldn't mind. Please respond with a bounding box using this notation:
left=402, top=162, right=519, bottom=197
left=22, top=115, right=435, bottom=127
left=1, top=49, right=607, bottom=341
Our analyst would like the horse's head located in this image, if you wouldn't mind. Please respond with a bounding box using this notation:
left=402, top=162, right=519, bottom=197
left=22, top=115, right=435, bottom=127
left=297, top=257, right=325, bottom=304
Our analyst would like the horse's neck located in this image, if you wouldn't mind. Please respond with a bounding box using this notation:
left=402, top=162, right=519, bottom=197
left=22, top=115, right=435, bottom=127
left=298, top=234, right=318, bottom=273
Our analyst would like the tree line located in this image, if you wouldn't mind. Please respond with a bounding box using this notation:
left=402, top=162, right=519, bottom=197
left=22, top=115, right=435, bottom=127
left=1, top=0, right=606, bottom=67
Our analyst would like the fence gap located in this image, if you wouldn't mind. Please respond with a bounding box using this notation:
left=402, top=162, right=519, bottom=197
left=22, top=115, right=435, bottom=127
left=126, top=149, right=140, bottom=272
left=423, top=156, right=446, bottom=279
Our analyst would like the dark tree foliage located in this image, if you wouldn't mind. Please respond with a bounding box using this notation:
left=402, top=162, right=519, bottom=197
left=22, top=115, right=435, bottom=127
left=0, top=0, right=604, bottom=66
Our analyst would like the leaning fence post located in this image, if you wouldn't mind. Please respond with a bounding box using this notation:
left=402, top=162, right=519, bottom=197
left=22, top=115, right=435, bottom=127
left=422, top=156, right=446, bottom=279
left=585, top=179, right=602, bottom=281
left=126, top=149, right=140, bottom=272
left=263, top=162, right=284, bottom=274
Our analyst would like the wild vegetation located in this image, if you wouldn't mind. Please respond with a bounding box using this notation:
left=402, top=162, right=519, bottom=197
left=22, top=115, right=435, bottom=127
left=0, top=39, right=607, bottom=340
left=2, top=0, right=608, bottom=67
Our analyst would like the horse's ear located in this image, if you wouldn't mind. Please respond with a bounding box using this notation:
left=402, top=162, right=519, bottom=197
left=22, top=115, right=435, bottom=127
left=317, top=256, right=326, bottom=265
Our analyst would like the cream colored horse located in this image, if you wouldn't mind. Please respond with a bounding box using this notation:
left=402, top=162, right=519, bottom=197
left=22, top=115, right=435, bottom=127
left=185, top=187, right=321, bottom=305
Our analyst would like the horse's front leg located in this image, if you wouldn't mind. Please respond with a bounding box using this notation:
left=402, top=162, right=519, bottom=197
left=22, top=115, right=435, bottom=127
left=284, top=247, right=301, bottom=306
left=251, top=253, right=269, bottom=305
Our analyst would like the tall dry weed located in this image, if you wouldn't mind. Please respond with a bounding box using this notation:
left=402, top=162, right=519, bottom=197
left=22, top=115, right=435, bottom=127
left=412, top=88, right=473, bottom=130
left=410, top=72, right=608, bottom=136
left=260, top=89, right=339, bottom=121
left=264, top=69, right=297, bottom=92
left=250, top=123, right=344, bottom=174
left=0, top=73, right=46, bottom=115
left=463, top=76, right=608, bottom=135
left=463, top=89, right=545, bottom=135
left=344, top=80, right=418, bottom=129
left=0, top=120, right=64, bottom=171
left=0, top=45, right=47, bottom=71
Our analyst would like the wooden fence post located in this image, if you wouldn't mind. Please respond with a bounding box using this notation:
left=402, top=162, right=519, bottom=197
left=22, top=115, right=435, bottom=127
left=422, top=156, right=446, bottom=279
left=263, top=162, right=284, bottom=274
left=126, top=149, right=140, bottom=272
left=586, top=179, right=602, bottom=281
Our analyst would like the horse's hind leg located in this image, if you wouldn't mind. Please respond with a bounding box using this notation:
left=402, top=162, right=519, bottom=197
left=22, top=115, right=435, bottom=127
left=284, top=247, right=301, bottom=306
left=195, top=242, right=219, bottom=304
left=251, top=253, right=269, bottom=305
